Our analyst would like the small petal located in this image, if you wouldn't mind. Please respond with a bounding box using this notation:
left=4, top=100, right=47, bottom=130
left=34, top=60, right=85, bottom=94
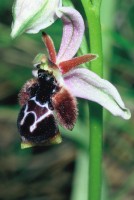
left=64, top=68, right=131, bottom=120
left=11, top=0, right=62, bottom=38
left=59, top=54, right=97, bottom=74
left=42, top=32, right=57, bottom=63
left=56, top=7, right=84, bottom=62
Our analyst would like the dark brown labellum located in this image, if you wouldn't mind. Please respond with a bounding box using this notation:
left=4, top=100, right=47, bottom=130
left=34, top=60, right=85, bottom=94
left=18, top=70, right=60, bottom=146
left=17, top=69, right=77, bottom=147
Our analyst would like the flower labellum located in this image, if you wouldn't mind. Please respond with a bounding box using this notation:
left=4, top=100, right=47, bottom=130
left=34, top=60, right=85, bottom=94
left=11, top=0, right=62, bottom=38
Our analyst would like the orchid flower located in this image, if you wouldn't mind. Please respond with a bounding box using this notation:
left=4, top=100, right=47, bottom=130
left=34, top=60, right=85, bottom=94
left=11, top=1, right=131, bottom=121
left=15, top=2, right=130, bottom=148
left=21, top=28, right=130, bottom=148
left=32, top=28, right=131, bottom=121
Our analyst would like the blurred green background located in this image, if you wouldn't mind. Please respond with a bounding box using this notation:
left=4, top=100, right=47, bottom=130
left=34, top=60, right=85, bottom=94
left=0, top=0, right=134, bottom=200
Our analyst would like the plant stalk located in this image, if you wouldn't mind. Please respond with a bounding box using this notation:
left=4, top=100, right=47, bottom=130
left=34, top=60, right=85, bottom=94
left=81, top=1, right=103, bottom=200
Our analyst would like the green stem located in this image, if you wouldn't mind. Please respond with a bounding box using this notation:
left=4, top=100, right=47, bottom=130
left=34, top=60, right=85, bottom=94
left=81, top=1, right=103, bottom=200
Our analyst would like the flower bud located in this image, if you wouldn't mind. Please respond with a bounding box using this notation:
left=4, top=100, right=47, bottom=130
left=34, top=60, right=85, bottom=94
left=11, top=0, right=62, bottom=38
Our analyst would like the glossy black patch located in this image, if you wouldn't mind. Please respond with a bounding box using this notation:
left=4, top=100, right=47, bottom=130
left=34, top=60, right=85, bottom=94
left=36, top=69, right=59, bottom=104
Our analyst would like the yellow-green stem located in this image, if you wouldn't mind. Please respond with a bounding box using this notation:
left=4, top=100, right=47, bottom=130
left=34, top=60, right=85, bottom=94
left=81, top=1, right=103, bottom=200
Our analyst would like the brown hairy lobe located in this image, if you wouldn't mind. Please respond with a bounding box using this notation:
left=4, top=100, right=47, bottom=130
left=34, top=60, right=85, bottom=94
left=52, top=87, right=78, bottom=130
left=18, top=79, right=38, bottom=106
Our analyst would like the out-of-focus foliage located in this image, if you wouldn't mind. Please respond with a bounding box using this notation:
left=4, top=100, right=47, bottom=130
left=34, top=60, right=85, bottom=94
left=102, top=1, right=134, bottom=200
left=0, top=0, right=134, bottom=200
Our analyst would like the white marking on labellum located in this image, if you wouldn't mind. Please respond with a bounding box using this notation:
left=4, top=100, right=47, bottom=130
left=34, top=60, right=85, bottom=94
left=30, top=104, right=52, bottom=132
left=31, top=97, right=48, bottom=107
left=20, top=99, right=53, bottom=133
left=20, top=104, right=35, bottom=126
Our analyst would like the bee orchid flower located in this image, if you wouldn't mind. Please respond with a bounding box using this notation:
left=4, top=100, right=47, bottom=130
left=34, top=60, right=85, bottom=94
left=33, top=28, right=131, bottom=121
left=17, top=5, right=130, bottom=148
left=21, top=28, right=130, bottom=148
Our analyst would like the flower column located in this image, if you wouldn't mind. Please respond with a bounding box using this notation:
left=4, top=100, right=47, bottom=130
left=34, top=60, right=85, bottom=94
left=81, top=1, right=103, bottom=200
